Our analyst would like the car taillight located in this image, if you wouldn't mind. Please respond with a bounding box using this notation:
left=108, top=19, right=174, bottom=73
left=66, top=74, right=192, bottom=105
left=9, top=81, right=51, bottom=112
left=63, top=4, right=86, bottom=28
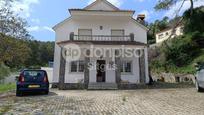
left=44, top=76, right=48, bottom=83
left=19, top=74, right=25, bottom=83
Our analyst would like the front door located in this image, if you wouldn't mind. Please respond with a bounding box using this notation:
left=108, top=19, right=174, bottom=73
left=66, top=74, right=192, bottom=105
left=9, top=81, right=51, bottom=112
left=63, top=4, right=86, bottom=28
left=97, top=60, right=106, bottom=82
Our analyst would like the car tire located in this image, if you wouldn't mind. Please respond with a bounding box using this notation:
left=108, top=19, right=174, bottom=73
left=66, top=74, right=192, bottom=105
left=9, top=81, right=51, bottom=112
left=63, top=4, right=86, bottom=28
left=196, top=80, right=204, bottom=92
left=44, top=90, right=49, bottom=95
left=16, top=90, right=23, bottom=97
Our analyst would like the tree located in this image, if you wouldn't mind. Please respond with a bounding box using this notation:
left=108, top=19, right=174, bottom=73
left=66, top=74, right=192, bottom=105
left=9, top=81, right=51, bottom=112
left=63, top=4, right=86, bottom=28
left=147, top=17, right=169, bottom=44
left=0, top=0, right=31, bottom=39
left=183, top=6, right=204, bottom=34
left=154, top=0, right=195, bottom=15
left=0, top=33, right=31, bottom=68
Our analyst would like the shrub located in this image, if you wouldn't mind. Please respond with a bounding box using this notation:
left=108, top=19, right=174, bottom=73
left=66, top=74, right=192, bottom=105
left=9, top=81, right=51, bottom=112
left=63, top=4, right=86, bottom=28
left=0, top=63, right=10, bottom=81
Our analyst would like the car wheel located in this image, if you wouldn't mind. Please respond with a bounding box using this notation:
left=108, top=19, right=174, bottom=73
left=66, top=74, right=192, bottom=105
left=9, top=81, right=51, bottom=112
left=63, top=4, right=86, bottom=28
left=196, top=80, right=203, bottom=92
left=44, top=90, right=49, bottom=95
left=16, top=90, right=23, bottom=96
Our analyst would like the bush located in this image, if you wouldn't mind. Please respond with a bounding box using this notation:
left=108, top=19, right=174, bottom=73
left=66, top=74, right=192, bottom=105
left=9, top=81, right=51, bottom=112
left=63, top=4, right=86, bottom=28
left=163, top=33, right=200, bottom=67
left=0, top=63, right=10, bottom=81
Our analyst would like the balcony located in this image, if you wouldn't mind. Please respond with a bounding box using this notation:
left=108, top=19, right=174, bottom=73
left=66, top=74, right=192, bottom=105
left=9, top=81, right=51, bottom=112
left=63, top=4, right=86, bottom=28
left=57, top=33, right=146, bottom=46
left=70, top=33, right=135, bottom=42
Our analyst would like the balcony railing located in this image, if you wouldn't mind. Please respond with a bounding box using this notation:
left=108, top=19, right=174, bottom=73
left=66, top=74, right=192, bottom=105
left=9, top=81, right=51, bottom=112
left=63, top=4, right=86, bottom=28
left=69, top=33, right=135, bottom=42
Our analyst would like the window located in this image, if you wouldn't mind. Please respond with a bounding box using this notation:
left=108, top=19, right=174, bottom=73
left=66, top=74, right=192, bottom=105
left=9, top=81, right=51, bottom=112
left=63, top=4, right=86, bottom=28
left=158, top=34, right=163, bottom=39
left=70, top=60, right=85, bottom=72
left=111, top=29, right=124, bottom=41
left=166, top=32, right=169, bottom=36
left=71, top=61, right=78, bottom=72
left=180, top=27, right=184, bottom=33
left=78, top=29, right=92, bottom=40
left=121, top=60, right=132, bottom=73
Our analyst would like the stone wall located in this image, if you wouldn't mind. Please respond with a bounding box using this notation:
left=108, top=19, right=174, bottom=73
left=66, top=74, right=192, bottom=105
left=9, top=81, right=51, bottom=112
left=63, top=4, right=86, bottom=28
left=152, top=72, right=195, bottom=83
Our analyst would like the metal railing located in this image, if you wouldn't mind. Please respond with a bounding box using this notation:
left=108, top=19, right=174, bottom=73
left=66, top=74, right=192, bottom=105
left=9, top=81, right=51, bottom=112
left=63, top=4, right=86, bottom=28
left=69, top=33, right=135, bottom=41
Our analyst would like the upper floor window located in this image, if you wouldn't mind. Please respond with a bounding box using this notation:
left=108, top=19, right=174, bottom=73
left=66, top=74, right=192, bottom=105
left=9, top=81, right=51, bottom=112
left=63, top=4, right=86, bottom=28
left=111, top=29, right=124, bottom=41
left=78, top=29, right=92, bottom=40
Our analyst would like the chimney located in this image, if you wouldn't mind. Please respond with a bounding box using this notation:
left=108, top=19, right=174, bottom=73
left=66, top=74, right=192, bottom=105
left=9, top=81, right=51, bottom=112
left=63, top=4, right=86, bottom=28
left=137, top=14, right=145, bottom=25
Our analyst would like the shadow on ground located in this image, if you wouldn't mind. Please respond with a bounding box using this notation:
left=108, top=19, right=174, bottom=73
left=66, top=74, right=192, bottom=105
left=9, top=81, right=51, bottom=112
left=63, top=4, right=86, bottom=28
left=19, top=91, right=57, bottom=97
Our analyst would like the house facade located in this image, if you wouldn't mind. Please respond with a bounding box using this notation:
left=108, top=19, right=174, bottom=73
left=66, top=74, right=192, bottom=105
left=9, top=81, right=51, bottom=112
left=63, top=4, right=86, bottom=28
left=52, top=0, right=149, bottom=89
left=155, top=25, right=184, bottom=43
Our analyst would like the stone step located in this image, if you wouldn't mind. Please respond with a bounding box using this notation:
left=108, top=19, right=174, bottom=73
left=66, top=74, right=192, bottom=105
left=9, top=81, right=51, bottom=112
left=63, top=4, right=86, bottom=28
left=88, top=83, right=118, bottom=90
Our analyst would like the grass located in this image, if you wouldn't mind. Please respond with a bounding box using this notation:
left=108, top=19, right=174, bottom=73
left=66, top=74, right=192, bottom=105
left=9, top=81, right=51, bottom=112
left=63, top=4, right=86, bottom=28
left=0, top=83, right=16, bottom=93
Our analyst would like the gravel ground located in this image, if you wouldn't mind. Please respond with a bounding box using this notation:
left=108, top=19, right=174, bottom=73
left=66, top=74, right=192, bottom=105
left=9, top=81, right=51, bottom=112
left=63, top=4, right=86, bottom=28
left=0, top=88, right=204, bottom=115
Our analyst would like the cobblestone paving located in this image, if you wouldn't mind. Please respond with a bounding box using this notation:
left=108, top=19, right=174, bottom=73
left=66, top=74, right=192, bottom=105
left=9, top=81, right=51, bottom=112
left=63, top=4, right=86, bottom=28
left=0, top=88, right=204, bottom=115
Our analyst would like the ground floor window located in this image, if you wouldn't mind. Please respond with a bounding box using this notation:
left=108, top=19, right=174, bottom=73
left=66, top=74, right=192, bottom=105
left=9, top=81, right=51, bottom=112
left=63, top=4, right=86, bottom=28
left=121, top=60, right=132, bottom=73
left=70, top=60, right=85, bottom=72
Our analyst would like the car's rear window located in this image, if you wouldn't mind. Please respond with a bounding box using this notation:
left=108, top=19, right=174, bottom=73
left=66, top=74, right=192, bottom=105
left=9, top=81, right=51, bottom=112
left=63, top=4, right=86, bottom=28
left=23, top=70, right=46, bottom=82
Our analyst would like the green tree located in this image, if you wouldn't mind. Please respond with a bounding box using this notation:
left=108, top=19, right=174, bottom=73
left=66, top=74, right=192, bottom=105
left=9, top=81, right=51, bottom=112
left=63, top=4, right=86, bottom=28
left=147, top=17, right=169, bottom=44
left=0, top=33, right=31, bottom=68
left=183, top=6, right=204, bottom=34
left=0, top=0, right=30, bottom=39
left=155, top=0, right=195, bottom=15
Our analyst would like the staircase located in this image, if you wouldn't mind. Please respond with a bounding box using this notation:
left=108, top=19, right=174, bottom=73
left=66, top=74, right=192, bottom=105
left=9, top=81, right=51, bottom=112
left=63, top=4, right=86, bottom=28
left=88, top=83, right=118, bottom=90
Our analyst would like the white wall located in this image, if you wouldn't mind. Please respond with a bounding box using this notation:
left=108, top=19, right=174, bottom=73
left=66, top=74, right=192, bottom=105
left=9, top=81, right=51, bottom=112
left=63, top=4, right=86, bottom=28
left=41, top=67, right=53, bottom=83
left=86, top=1, right=115, bottom=11
left=53, top=43, right=60, bottom=83
left=121, top=57, right=140, bottom=83
left=53, top=16, right=148, bottom=84
left=55, top=17, right=147, bottom=43
left=89, top=57, right=116, bottom=83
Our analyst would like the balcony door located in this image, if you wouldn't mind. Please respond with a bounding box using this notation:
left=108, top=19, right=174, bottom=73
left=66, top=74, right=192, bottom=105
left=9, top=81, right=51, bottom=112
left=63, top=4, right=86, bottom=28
left=111, top=29, right=124, bottom=41
left=78, top=29, right=92, bottom=40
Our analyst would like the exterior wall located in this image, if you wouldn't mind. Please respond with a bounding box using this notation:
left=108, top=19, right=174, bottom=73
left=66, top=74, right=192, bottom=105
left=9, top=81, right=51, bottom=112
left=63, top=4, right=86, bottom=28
left=121, top=57, right=140, bottom=83
left=86, top=1, right=115, bottom=11
left=144, top=48, right=149, bottom=83
left=156, top=26, right=184, bottom=43
left=53, top=16, right=148, bottom=85
left=41, top=67, right=53, bottom=83
left=53, top=43, right=60, bottom=83
left=89, top=57, right=116, bottom=83
left=55, top=17, right=147, bottom=43
left=64, top=55, right=85, bottom=83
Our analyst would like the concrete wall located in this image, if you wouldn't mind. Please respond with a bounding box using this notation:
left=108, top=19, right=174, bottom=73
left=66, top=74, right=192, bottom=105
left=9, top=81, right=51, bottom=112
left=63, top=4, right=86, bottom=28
left=41, top=67, right=53, bottom=83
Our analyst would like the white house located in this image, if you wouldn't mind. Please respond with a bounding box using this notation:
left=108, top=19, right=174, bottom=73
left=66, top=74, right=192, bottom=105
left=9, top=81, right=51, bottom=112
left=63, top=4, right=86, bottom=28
left=155, top=25, right=184, bottom=43
left=52, top=0, right=149, bottom=89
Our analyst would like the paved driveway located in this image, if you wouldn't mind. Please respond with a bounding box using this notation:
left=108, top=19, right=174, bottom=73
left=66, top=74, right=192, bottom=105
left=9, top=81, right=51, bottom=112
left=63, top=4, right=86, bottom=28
left=0, top=88, right=204, bottom=115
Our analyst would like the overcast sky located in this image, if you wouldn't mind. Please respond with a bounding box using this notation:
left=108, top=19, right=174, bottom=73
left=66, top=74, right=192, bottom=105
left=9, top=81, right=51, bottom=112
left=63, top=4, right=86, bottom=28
left=10, top=0, right=204, bottom=41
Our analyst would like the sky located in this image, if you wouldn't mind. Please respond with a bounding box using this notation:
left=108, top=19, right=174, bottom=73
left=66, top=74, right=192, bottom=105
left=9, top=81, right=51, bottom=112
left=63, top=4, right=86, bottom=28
left=10, top=0, right=204, bottom=41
